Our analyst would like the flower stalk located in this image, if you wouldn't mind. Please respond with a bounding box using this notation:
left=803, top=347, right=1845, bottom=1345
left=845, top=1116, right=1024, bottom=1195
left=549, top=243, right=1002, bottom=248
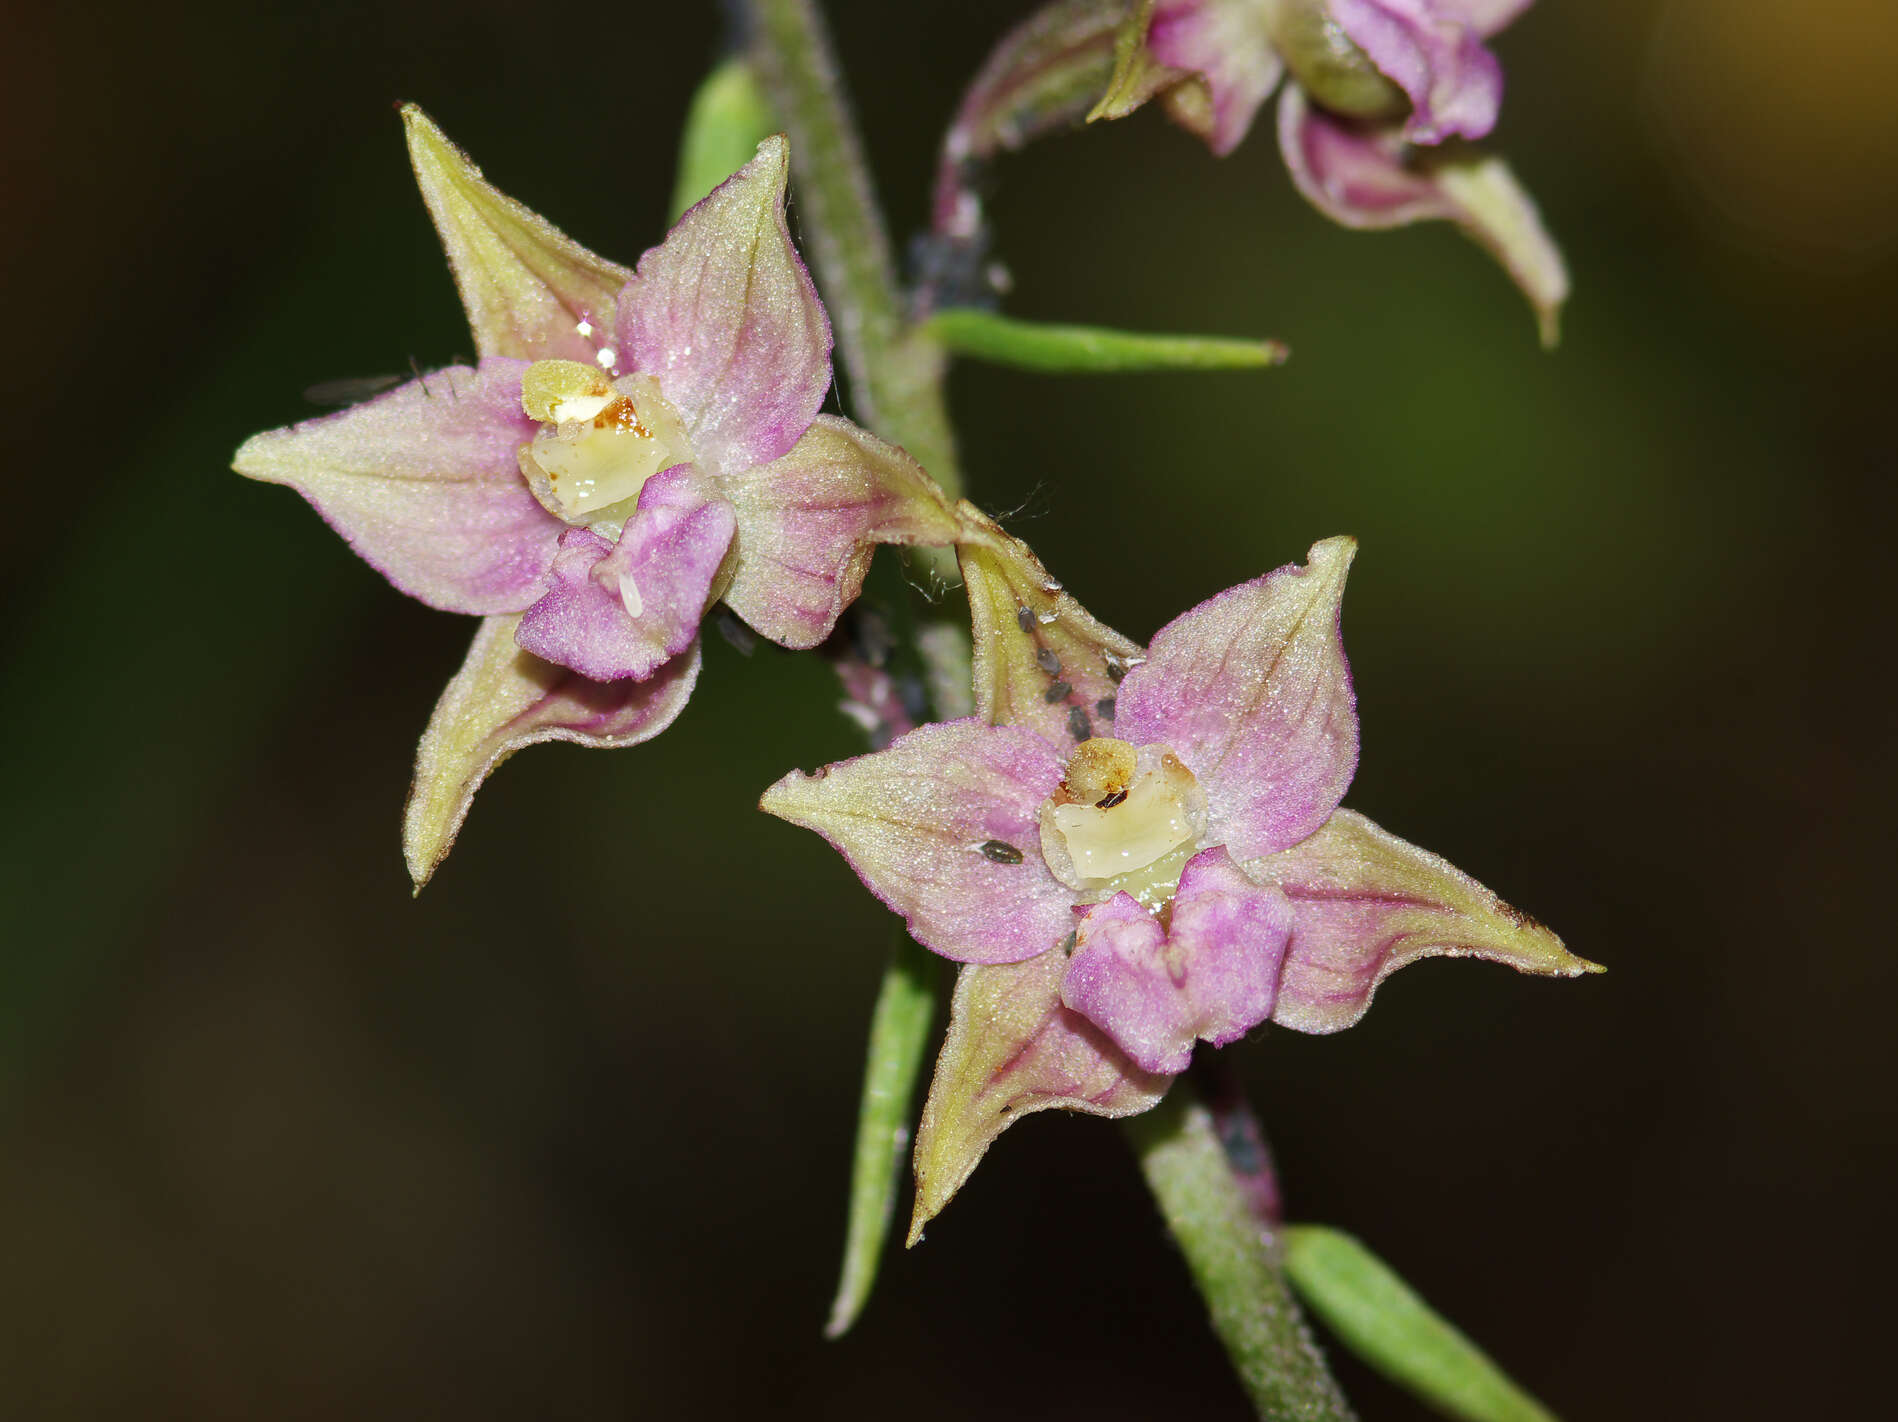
left=744, top=0, right=963, bottom=502
left=1125, top=1083, right=1356, bottom=1422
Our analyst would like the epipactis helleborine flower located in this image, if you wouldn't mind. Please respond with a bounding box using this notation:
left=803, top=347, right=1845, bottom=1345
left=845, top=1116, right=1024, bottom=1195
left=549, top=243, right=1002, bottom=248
left=234, top=109, right=957, bottom=887
left=1090, top=0, right=1568, bottom=342
left=763, top=512, right=1598, bottom=1234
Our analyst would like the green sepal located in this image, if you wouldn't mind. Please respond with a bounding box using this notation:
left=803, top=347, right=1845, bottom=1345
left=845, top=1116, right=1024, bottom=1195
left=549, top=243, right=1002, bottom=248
left=925, top=308, right=1288, bottom=373
left=670, top=58, right=779, bottom=222
left=1087, top=0, right=1181, bottom=125
left=825, top=934, right=940, bottom=1338
left=1283, top=1224, right=1563, bottom=1422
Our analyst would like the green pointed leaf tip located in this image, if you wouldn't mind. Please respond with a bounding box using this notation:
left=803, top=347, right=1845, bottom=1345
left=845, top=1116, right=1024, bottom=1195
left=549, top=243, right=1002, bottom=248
left=1282, top=1226, right=1563, bottom=1422
left=825, top=936, right=939, bottom=1338
left=671, top=58, right=779, bottom=222
left=925, top=309, right=1288, bottom=374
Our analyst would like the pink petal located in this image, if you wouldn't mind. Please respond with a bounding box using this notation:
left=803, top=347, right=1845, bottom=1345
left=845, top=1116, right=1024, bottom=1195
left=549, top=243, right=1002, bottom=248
left=1246, top=809, right=1602, bottom=1034
left=1114, top=537, right=1358, bottom=862
left=232, top=360, right=561, bottom=614
left=403, top=614, right=702, bottom=889
left=1146, top=0, right=1285, bottom=155
left=1061, top=893, right=1198, bottom=1074
left=719, top=416, right=960, bottom=650
left=910, top=949, right=1172, bottom=1241
left=515, top=467, right=736, bottom=682
left=1165, top=846, right=1294, bottom=1048
left=1331, top=0, right=1502, bottom=143
left=1060, top=850, right=1292, bottom=1073
left=617, top=136, right=832, bottom=475
left=1277, top=84, right=1569, bottom=344
left=759, top=720, right=1076, bottom=965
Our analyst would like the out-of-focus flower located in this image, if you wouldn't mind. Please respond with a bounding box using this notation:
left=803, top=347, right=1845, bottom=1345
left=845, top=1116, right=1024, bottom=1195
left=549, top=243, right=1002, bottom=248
left=763, top=515, right=1596, bottom=1231
left=1084, top=0, right=1567, bottom=342
left=234, top=110, right=957, bottom=885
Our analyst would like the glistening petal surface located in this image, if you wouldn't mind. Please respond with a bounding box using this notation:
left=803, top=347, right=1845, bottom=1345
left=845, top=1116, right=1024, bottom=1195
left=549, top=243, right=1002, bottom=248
left=1115, top=537, right=1359, bottom=861
left=1246, top=809, right=1601, bottom=1034
left=720, top=416, right=959, bottom=650
left=403, top=615, right=702, bottom=888
left=232, top=361, right=560, bottom=614
left=618, top=135, right=833, bottom=474
left=759, top=720, right=1074, bottom=966
left=515, top=468, right=736, bottom=681
left=403, top=105, right=632, bottom=363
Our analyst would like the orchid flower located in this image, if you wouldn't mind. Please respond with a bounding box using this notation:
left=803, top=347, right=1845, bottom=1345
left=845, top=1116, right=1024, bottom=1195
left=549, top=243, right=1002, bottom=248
left=1083, top=0, right=1568, bottom=342
left=762, top=511, right=1596, bottom=1231
left=234, top=108, right=957, bottom=885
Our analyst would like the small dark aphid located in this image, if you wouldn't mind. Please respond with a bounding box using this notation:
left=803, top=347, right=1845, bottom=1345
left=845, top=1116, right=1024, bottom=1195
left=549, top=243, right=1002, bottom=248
left=1035, top=647, right=1062, bottom=676
left=1105, top=658, right=1127, bottom=683
left=1096, top=697, right=1116, bottom=720
left=1015, top=606, right=1037, bottom=635
left=1096, top=788, right=1128, bottom=809
left=979, top=840, right=1025, bottom=864
left=1059, top=931, right=1078, bottom=957
left=1067, top=705, right=1092, bottom=741
left=1042, top=679, right=1072, bottom=704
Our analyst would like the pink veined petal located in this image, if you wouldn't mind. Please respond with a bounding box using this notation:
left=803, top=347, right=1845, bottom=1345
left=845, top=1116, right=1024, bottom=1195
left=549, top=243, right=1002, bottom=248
left=232, top=360, right=561, bottom=615
left=515, top=467, right=736, bottom=682
left=1246, top=809, right=1602, bottom=1035
left=1146, top=0, right=1286, bottom=155
left=617, top=135, right=833, bottom=476
left=403, top=614, right=702, bottom=889
left=1276, top=85, right=1570, bottom=344
left=759, top=719, right=1076, bottom=965
left=1060, top=849, right=1292, bottom=1073
left=1114, top=537, right=1359, bottom=862
left=719, top=415, right=960, bottom=650
left=1061, top=893, right=1198, bottom=1074
left=1331, top=0, right=1502, bottom=143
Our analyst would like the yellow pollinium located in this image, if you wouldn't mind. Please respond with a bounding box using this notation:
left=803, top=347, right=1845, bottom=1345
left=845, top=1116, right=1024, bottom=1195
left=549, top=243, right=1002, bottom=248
left=1046, top=738, right=1205, bottom=909
left=517, top=360, right=692, bottom=528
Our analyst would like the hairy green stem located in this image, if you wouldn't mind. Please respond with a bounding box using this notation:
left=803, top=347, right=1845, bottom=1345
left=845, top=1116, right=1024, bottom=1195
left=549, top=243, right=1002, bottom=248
left=744, top=0, right=963, bottom=501
left=1126, top=1086, right=1356, bottom=1421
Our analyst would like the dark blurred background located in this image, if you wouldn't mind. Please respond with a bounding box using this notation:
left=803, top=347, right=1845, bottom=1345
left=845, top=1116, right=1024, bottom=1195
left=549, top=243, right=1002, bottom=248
left=2, top=0, right=1893, bottom=1416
